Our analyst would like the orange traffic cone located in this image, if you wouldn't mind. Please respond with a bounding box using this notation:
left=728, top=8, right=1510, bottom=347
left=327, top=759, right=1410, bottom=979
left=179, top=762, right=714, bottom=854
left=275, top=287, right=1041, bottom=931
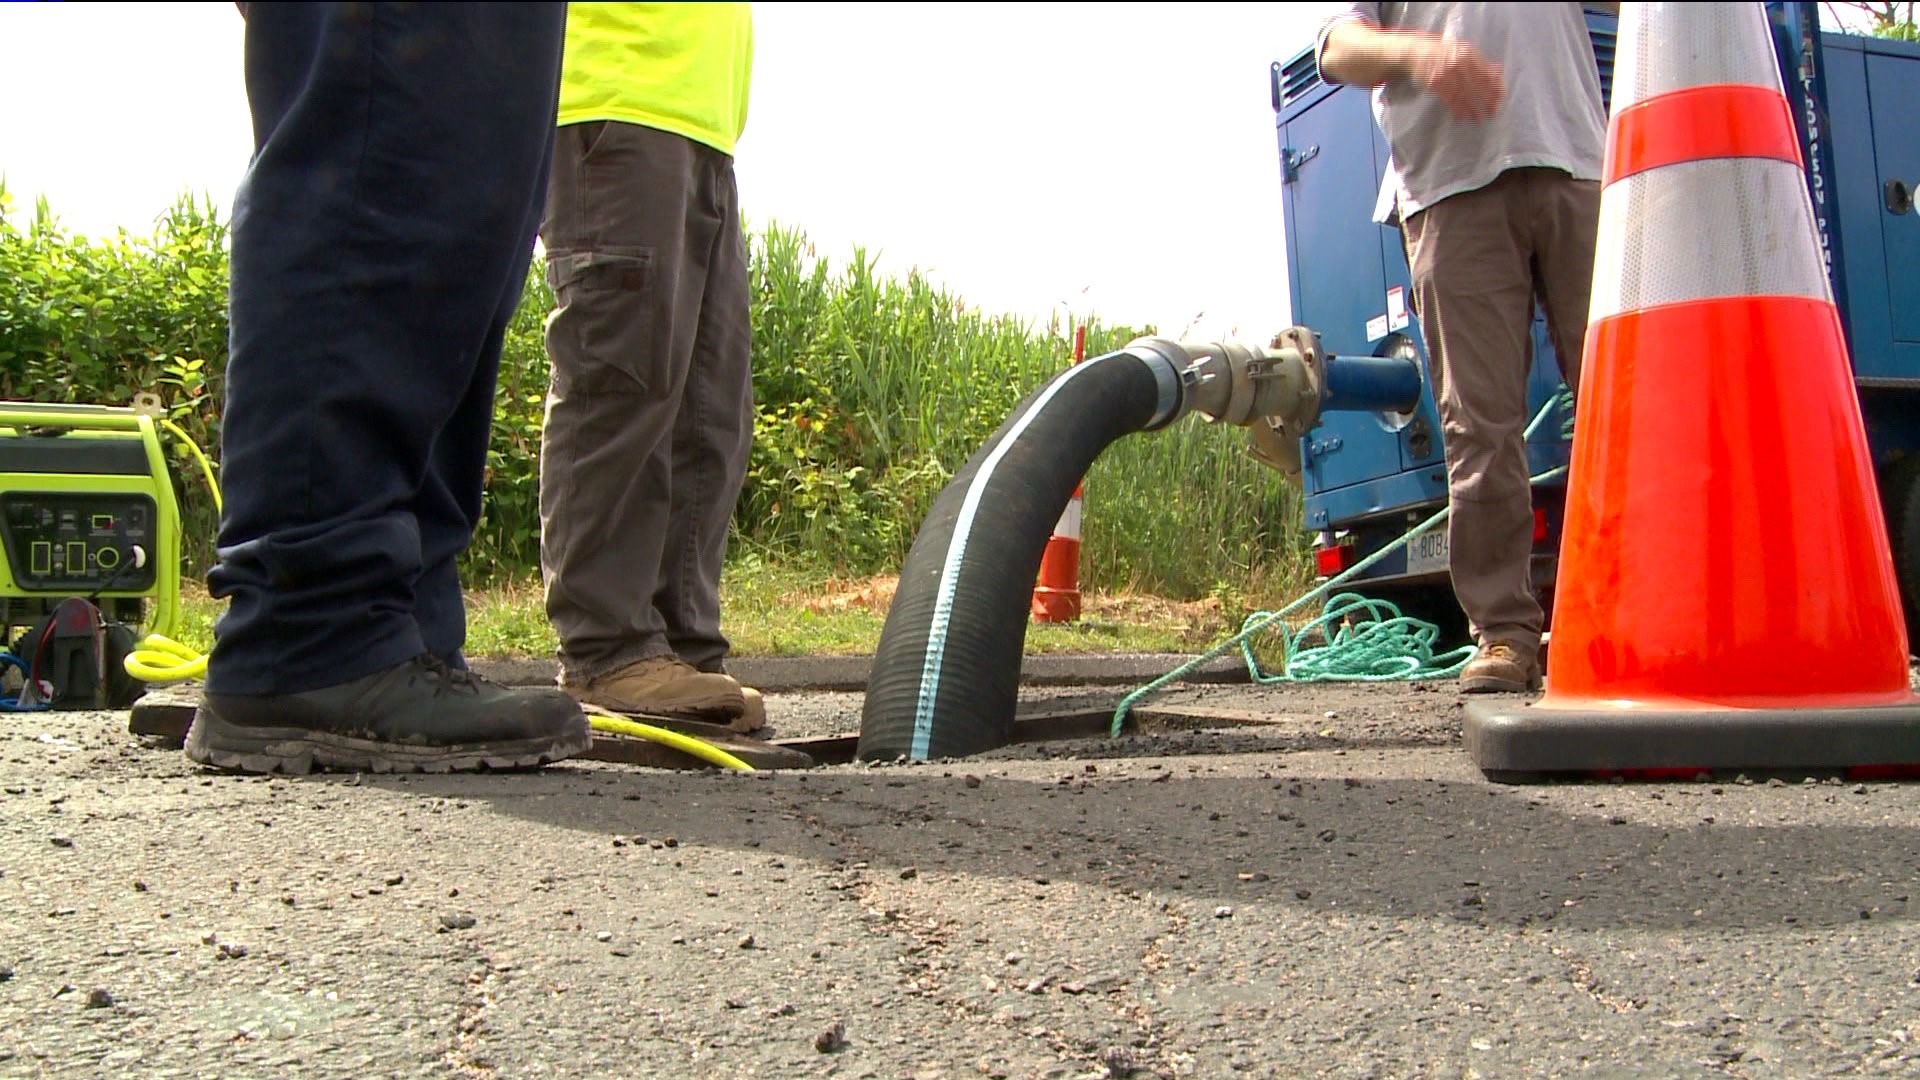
left=1033, top=325, right=1089, bottom=623
left=1032, top=480, right=1083, bottom=623
left=1464, top=1, right=1919, bottom=779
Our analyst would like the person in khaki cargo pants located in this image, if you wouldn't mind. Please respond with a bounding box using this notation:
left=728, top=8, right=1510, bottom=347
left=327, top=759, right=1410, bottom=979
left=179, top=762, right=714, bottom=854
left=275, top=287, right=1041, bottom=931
left=538, top=2, right=761, bottom=727
left=1316, top=2, right=1611, bottom=694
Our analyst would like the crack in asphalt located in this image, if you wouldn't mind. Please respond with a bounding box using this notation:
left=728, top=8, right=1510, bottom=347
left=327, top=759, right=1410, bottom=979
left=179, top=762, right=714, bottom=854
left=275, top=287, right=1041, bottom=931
left=442, top=956, right=502, bottom=1078
left=1549, top=945, right=1647, bottom=1015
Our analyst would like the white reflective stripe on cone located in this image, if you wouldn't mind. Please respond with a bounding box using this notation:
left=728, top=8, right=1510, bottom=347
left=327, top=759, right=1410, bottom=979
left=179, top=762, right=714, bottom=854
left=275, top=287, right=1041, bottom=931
left=1611, top=1, right=1782, bottom=112
left=1053, top=496, right=1081, bottom=539
left=1589, top=157, right=1832, bottom=321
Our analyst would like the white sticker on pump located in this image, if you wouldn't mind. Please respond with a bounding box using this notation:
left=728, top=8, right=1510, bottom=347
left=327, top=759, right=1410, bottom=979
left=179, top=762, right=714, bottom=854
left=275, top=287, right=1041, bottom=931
left=1387, top=286, right=1409, bottom=331
left=1365, top=314, right=1389, bottom=342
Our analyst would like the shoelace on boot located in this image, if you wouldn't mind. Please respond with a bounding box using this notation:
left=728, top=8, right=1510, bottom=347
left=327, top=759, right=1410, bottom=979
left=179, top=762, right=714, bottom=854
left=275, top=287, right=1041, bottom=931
left=415, top=654, right=485, bottom=697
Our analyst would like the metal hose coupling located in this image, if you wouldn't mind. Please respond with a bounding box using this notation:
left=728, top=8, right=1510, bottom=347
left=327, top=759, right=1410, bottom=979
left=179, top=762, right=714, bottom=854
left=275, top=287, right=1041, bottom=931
left=1121, top=328, right=1329, bottom=479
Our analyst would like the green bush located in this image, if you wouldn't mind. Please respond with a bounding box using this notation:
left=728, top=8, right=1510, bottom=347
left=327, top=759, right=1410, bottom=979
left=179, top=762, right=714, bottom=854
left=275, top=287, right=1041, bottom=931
left=0, top=183, right=230, bottom=572
left=0, top=181, right=1312, bottom=601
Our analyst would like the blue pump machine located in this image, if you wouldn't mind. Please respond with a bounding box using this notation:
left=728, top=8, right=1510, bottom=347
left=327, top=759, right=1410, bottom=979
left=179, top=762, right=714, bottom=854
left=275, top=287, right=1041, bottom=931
left=1271, top=1, right=1920, bottom=642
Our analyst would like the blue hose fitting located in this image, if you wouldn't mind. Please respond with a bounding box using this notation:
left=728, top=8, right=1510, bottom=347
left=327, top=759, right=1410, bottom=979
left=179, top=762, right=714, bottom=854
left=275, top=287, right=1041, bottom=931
left=1321, top=354, right=1422, bottom=416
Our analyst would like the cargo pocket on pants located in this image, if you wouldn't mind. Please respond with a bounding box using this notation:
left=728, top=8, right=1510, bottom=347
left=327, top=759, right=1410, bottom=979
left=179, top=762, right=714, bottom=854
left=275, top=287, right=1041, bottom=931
left=545, top=247, right=661, bottom=396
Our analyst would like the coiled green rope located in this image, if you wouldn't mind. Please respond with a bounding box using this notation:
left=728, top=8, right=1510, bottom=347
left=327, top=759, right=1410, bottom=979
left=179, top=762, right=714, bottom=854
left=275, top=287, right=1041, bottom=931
left=1238, top=592, right=1476, bottom=683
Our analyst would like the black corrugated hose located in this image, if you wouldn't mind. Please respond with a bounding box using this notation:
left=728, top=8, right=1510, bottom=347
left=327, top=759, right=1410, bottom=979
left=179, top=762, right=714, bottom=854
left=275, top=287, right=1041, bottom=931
left=857, top=343, right=1186, bottom=762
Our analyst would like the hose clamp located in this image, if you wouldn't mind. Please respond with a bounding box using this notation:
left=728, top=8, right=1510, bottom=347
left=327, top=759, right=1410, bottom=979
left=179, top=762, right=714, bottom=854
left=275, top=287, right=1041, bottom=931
left=1120, top=338, right=1191, bottom=431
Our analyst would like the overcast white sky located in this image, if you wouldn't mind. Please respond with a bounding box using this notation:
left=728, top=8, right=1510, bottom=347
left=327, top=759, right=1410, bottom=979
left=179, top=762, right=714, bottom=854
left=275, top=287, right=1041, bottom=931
left=0, top=1, right=1348, bottom=342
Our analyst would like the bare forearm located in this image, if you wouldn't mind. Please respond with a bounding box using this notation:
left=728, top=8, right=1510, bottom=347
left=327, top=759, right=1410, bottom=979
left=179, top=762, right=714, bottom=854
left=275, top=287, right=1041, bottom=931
left=1322, top=18, right=1507, bottom=122
left=1318, top=19, right=1437, bottom=86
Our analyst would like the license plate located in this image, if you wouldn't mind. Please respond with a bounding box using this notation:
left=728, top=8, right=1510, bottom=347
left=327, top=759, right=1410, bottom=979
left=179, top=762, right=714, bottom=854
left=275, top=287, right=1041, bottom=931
left=1406, top=529, right=1449, bottom=574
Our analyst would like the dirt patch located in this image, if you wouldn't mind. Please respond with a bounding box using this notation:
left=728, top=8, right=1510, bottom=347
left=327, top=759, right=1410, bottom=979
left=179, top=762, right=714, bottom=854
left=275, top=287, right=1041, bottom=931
left=799, top=574, right=1228, bottom=626
left=800, top=574, right=898, bottom=614
left=1081, top=589, right=1228, bottom=626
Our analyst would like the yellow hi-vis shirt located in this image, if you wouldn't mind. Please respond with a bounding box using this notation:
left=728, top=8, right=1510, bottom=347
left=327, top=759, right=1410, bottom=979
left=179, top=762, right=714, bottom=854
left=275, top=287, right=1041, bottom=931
left=557, top=3, right=754, bottom=158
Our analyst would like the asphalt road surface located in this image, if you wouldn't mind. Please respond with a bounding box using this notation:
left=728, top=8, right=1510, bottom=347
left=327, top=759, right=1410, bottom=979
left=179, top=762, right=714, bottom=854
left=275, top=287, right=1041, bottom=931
left=4, top=675, right=1920, bottom=1079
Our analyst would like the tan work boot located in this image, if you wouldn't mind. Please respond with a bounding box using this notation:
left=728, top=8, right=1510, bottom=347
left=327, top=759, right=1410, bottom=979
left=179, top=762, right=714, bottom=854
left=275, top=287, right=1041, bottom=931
left=692, top=660, right=768, bottom=734
left=734, top=685, right=768, bottom=734
left=1459, top=639, right=1542, bottom=694
left=567, top=655, right=746, bottom=723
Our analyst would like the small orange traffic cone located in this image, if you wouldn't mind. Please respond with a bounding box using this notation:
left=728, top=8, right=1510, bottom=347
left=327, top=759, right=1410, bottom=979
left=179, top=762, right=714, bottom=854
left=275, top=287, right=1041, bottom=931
left=1032, top=481, right=1083, bottom=623
left=1033, top=325, right=1089, bottom=623
left=1464, top=0, right=1920, bottom=779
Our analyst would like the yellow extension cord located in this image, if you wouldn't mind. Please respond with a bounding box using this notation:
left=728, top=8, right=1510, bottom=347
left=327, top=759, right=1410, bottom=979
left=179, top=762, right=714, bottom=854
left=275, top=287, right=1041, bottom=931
left=124, top=632, right=208, bottom=684
left=125, top=416, right=754, bottom=771
left=581, top=705, right=755, bottom=771
left=121, top=418, right=221, bottom=685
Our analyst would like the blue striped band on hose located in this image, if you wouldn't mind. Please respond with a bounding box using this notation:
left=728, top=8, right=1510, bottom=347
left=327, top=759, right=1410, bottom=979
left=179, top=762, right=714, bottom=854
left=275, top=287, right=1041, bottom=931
left=910, top=355, right=1118, bottom=760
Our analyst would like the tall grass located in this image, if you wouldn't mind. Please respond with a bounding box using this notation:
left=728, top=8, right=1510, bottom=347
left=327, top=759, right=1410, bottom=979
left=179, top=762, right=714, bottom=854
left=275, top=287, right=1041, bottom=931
left=733, top=221, right=1316, bottom=600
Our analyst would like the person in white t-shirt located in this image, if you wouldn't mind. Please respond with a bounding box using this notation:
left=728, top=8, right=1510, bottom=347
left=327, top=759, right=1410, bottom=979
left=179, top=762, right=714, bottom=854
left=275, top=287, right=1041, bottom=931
left=1316, top=2, right=1614, bottom=693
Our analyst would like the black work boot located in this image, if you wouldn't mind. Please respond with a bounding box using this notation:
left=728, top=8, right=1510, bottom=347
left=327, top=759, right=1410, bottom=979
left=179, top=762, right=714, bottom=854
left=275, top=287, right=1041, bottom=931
left=186, top=655, right=591, bottom=775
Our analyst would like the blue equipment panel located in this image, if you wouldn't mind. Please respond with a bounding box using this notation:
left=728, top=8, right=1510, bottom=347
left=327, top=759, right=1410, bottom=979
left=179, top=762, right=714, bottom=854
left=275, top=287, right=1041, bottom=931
left=1278, top=78, right=1413, bottom=500
left=1784, top=15, right=1920, bottom=387
left=1864, top=44, right=1920, bottom=363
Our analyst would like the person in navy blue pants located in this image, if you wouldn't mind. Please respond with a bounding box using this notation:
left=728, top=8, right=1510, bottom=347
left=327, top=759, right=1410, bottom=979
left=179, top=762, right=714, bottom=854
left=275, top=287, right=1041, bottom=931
left=188, top=1, right=591, bottom=774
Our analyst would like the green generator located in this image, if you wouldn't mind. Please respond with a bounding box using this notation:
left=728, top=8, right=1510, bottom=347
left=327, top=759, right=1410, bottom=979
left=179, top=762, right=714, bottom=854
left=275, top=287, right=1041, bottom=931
left=0, top=397, right=184, bottom=706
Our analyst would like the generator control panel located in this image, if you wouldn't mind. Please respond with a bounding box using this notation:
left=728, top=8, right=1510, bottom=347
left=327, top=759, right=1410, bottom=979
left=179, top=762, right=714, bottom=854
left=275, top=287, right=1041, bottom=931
left=0, top=492, right=158, bottom=592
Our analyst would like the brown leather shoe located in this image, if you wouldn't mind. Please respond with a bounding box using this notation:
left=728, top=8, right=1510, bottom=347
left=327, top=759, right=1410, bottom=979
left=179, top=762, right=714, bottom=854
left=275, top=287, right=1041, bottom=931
left=566, top=654, right=746, bottom=722
left=1459, top=639, right=1542, bottom=694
